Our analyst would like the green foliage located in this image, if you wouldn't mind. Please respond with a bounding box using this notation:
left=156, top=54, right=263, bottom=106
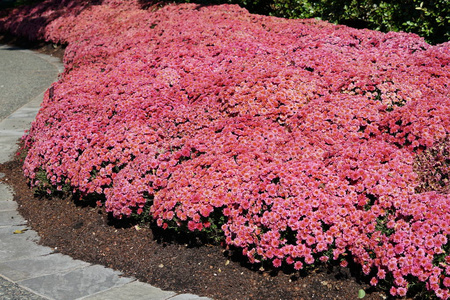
left=32, top=168, right=51, bottom=196
left=375, top=213, right=395, bottom=237
left=32, top=167, right=71, bottom=197
left=201, top=208, right=227, bottom=244
left=268, top=0, right=449, bottom=44
left=174, top=0, right=449, bottom=44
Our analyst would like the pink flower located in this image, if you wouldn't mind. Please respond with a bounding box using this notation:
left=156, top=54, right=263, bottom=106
left=370, top=277, right=378, bottom=286
left=397, top=287, right=407, bottom=297
left=394, top=243, right=404, bottom=254
left=377, top=269, right=386, bottom=279
left=272, top=258, right=282, bottom=268
left=294, top=261, right=303, bottom=270
left=443, top=277, right=450, bottom=288
left=11, top=2, right=450, bottom=299
left=187, top=221, right=197, bottom=231
left=305, top=255, right=315, bottom=265
left=390, top=286, right=397, bottom=296
left=340, top=260, right=348, bottom=268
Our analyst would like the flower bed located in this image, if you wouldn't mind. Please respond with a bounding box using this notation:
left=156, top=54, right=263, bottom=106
left=2, top=0, right=449, bottom=298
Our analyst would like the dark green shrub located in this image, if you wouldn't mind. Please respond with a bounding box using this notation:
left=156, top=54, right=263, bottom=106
left=268, top=0, right=449, bottom=44
left=173, top=0, right=448, bottom=44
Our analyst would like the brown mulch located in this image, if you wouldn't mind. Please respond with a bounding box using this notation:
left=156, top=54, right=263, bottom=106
left=0, top=35, right=389, bottom=300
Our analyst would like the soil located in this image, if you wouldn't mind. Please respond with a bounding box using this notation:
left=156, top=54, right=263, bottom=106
left=0, top=34, right=391, bottom=300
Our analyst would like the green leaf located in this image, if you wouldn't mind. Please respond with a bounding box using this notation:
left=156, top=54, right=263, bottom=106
left=358, top=289, right=366, bottom=298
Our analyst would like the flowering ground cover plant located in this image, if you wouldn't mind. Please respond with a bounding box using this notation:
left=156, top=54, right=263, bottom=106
left=1, top=0, right=449, bottom=298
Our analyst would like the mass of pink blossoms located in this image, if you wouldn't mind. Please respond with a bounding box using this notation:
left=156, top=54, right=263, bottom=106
left=1, top=0, right=449, bottom=298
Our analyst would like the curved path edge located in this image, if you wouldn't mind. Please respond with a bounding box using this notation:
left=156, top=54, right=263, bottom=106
left=0, top=45, right=211, bottom=300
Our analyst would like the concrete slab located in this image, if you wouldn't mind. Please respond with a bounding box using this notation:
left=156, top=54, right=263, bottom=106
left=81, top=281, right=177, bottom=300
left=0, top=200, right=17, bottom=211
left=0, top=226, right=51, bottom=262
left=0, top=209, right=24, bottom=226
left=169, top=294, right=211, bottom=300
left=18, top=264, right=134, bottom=300
left=1, top=92, right=44, bottom=119
left=0, top=224, right=37, bottom=238
left=0, top=253, right=90, bottom=282
left=5, top=106, right=40, bottom=119
left=0, top=182, right=14, bottom=201
left=0, top=136, right=22, bottom=163
left=16, top=96, right=44, bottom=110
left=0, top=129, right=25, bottom=138
left=0, top=118, right=35, bottom=131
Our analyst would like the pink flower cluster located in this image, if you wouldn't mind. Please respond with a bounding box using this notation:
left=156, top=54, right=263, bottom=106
left=2, top=0, right=449, bottom=298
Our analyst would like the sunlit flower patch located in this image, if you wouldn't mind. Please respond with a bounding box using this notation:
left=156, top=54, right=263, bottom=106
left=2, top=0, right=449, bottom=298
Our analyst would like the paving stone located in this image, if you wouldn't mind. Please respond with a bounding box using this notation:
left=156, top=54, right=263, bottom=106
left=0, top=226, right=50, bottom=262
left=0, top=253, right=89, bottom=282
left=6, top=106, right=40, bottom=119
left=0, top=118, right=34, bottom=131
left=81, top=281, right=177, bottom=300
left=169, top=294, right=211, bottom=300
left=0, top=136, right=21, bottom=163
left=0, top=200, right=17, bottom=212
left=18, top=264, right=133, bottom=300
left=0, top=129, right=24, bottom=136
left=0, top=183, right=14, bottom=201
left=0, top=210, right=24, bottom=226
